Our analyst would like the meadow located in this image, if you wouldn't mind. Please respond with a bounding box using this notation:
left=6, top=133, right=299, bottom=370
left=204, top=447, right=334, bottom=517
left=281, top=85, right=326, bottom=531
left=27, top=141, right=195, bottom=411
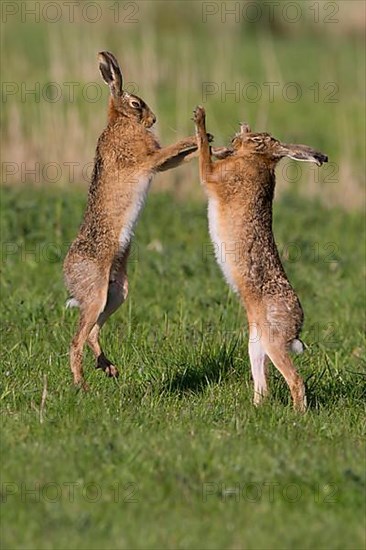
left=1, top=1, right=365, bottom=549
left=1, top=186, right=365, bottom=549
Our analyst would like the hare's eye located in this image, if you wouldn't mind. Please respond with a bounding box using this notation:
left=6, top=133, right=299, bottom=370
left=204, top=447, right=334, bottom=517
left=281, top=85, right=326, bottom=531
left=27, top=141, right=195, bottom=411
left=130, top=99, right=141, bottom=109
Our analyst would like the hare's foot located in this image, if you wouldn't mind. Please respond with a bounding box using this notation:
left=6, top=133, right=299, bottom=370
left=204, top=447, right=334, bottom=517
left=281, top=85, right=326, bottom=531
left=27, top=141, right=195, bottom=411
left=96, top=353, right=119, bottom=378
left=74, top=377, right=89, bottom=392
left=292, top=382, right=307, bottom=413
left=193, top=105, right=205, bottom=124
left=253, top=390, right=268, bottom=407
left=182, top=132, right=213, bottom=148
left=180, top=135, right=199, bottom=149
left=104, top=364, right=119, bottom=378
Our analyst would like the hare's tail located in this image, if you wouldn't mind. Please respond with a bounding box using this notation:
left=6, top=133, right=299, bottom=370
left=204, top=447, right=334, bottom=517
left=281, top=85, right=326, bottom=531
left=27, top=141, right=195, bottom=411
left=290, top=338, right=305, bottom=354
left=66, top=297, right=80, bottom=309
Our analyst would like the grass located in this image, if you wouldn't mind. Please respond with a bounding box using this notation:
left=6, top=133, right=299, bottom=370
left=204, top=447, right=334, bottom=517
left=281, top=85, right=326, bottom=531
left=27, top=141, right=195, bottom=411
left=1, top=185, right=365, bottom=549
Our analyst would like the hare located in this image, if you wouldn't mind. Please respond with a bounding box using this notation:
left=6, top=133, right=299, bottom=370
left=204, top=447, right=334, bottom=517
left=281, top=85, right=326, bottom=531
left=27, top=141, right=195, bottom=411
left=63, top=51, right=204, bottom=389
left=193, top=106, right=327, bottom=412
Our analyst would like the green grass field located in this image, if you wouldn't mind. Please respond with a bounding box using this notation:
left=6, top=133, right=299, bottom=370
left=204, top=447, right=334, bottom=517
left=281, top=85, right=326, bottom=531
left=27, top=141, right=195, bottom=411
left=1, top=185, right=365, bottom=549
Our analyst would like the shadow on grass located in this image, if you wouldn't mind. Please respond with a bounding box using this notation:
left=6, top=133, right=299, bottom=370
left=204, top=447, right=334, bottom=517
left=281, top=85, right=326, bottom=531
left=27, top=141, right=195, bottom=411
left=305, top=371, right=366, bottom=409
left=165, top=346, right=366, bottom=409
left=301, top=351, right=366, bottom=409
left=164, top=342, right=242, bottom=396
left=138, top=339, right=366, bottom=411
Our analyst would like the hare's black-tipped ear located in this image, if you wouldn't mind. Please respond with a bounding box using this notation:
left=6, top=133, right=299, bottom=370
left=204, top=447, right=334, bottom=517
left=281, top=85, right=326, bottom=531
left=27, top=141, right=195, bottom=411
left=279, top=143, right=328, bottom=166
left=98, top=51, right=123, bottom=98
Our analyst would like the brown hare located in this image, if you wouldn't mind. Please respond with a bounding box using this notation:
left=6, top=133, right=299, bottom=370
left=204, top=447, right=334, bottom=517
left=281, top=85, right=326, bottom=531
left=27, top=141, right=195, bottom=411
left=193, top=106, right=327, bottom=412
left=64, top=51, right=203, bottom=389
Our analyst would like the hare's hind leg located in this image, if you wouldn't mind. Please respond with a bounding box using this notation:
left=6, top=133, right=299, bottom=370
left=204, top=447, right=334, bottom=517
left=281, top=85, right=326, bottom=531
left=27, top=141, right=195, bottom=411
left=87, top=249, right=129, bottom=378
left=248, top=324, right=269, bottom=406
left=70, top=288, right=108, bottom=389
left=65, top=256, right=109, bottom=389
left=264, top=342, right=306, bottom=413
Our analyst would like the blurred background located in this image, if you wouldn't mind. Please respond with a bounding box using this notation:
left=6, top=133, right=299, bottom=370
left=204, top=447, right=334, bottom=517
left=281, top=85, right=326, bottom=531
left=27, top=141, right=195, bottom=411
left=1, top=0, right=365, bottom=208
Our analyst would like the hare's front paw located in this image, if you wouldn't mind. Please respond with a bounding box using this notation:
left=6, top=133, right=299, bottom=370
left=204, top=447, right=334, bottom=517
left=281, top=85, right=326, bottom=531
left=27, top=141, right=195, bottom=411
left=184, top=133, right=212, bottom=147
left=193, top=105, right=205, bottom=125
left=181, top=136, right=199, bottom=149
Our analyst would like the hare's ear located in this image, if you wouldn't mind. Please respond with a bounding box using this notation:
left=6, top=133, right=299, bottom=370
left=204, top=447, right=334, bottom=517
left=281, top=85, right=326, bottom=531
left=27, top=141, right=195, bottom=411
left=98, top=51, right=123, bottom=98
left=239, top=122, right=251, bottom=134
left=278, top=143, right=328, bottom=166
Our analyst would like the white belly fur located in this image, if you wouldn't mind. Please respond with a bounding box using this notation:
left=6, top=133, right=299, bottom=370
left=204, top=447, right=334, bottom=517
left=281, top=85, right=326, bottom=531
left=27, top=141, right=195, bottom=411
left=207, top=198, right=238, bottom=292
left=119, top=174, right=152, bottom=251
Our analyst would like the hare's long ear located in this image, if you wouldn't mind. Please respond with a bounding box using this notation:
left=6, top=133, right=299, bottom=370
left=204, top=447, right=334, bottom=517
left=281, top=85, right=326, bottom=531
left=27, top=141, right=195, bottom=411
left=278, top=143, right=328, bottom=166
left=98, top=51, right=123, bottom=98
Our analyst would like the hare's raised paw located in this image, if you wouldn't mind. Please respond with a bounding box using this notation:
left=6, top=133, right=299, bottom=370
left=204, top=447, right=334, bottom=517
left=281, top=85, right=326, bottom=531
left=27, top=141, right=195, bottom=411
left=193, top=105, right=205, bottom=124
left=183, top=135, right=199, bottom=148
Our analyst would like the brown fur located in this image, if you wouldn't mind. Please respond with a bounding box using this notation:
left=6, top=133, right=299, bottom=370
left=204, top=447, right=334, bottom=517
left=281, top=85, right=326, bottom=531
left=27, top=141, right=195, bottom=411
left=63, top=52, right=203, bottom=389
left=193, top=106, right=327, bottom=412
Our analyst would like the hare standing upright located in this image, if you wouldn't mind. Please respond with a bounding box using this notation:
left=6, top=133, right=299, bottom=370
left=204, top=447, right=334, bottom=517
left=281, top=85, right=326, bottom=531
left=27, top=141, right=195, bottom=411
left=193, top=106, right=327, bottom=412
left=63, top=51, right=200, bottom=389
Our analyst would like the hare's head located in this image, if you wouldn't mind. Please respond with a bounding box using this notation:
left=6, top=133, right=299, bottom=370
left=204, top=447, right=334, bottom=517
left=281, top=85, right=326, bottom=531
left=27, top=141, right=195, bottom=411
left=98, top=51, right=156, bottom=128
left=232, top=123, right=328, bottom=167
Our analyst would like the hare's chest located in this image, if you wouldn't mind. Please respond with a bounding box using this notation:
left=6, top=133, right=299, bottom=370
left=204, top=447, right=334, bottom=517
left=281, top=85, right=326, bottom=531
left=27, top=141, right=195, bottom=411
left=207, top=198, right=238, bottom=292
left=118, top=174, right=152, bottom=251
